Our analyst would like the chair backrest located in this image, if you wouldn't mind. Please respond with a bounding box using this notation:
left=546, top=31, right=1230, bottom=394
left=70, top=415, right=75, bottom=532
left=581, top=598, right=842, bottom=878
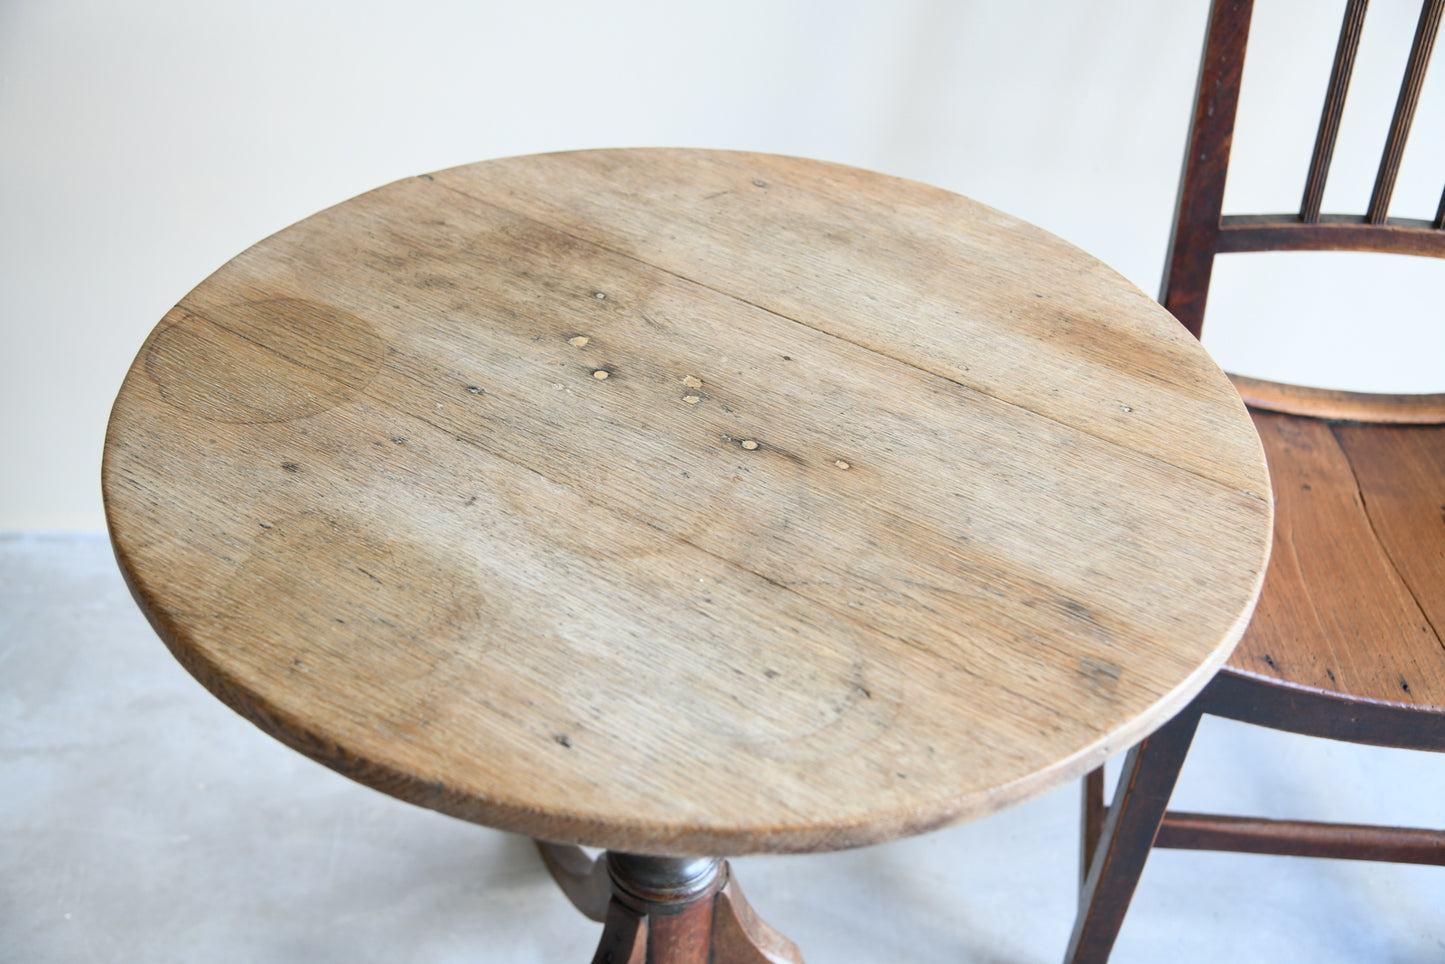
left=1164, top=0, right=1445, bottom=422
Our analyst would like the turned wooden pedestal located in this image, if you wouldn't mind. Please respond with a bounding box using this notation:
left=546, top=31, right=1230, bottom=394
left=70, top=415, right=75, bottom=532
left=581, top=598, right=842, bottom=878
left=537, top=844, right=799, bottom=964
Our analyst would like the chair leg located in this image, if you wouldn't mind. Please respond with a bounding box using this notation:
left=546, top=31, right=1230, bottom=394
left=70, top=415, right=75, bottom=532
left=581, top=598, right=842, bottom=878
left=1065, top=697, right=1206, bottom=963
left=1081, top=766, right=1106, bottom=886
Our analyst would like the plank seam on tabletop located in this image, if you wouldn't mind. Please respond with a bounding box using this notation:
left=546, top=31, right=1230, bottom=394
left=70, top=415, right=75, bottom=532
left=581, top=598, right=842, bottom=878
left=299, top=380, right=1077, bottom=726
left=422, top=177, right=1267, bottom=504
left=161, top=288, right=1267, bottom=678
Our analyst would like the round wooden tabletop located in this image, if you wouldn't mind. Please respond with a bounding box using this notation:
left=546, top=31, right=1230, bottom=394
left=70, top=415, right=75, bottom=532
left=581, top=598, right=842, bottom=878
left=104, top=149, right=1272, bottom=857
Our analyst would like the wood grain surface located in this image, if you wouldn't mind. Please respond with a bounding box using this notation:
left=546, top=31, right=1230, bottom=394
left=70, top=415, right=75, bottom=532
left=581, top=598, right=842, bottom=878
left=1231, top=412, right=1445, bottom=713
left=103, top=149, right=1272, bottom=856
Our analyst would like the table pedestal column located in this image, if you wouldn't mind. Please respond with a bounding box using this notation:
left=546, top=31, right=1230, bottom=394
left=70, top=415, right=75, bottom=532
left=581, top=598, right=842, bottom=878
left=536, top=842, right=802, bottom=964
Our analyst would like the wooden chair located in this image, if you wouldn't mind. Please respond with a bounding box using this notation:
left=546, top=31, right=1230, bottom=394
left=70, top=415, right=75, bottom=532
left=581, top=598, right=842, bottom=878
left=1068, top=0, right=1445, bottom=959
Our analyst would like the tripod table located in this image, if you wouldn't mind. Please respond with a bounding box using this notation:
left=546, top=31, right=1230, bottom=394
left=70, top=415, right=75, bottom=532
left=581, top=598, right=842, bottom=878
left=103, top=149, right=1273, bottom=962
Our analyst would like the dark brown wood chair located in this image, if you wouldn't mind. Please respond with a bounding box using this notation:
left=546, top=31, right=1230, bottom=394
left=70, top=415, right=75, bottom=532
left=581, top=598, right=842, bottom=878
left=1067, top=0, right=1445, bottom=959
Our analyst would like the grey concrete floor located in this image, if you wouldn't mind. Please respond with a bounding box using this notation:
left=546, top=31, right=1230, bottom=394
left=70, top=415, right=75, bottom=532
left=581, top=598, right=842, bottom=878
left=3, top=533, right=1442, bottom=962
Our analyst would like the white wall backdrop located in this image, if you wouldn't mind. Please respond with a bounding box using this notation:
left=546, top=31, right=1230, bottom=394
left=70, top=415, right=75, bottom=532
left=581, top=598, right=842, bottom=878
left=3, top=0, right=1441, bottom=530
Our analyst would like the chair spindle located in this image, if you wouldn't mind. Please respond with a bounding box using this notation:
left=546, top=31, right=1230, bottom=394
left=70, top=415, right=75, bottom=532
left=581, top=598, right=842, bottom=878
left=1367, top=0, right=1445, bottom=223
left=1302, top=0, right=1370, bottom=223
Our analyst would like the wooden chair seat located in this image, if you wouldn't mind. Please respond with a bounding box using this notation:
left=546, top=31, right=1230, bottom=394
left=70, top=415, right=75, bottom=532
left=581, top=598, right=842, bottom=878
left=1224, top=407, right=1445, bottom=748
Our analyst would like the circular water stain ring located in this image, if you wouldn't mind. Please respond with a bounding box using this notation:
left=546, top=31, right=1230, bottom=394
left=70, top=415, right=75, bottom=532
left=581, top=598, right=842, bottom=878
left=144, top=298, right=383, bottom=423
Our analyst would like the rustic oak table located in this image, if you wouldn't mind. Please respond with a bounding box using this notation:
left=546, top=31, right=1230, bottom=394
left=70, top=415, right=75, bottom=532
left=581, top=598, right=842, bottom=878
left=103, top=149, right=1273, bottom=962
